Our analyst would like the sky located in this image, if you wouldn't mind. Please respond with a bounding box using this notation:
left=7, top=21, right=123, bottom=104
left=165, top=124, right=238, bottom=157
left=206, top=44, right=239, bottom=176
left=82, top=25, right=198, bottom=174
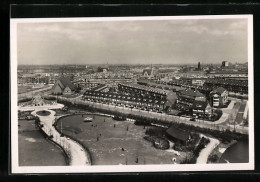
left=17, top=18, right=248, bottom=65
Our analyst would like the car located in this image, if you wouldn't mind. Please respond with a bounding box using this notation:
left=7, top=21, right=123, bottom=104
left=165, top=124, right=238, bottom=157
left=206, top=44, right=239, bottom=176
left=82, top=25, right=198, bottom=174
left=190, top=118, right=196, bottom=122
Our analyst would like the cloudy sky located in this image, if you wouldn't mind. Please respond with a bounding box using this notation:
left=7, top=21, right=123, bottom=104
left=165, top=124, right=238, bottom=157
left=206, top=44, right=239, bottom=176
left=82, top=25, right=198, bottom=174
left=17, top=18, right=248, bottom=65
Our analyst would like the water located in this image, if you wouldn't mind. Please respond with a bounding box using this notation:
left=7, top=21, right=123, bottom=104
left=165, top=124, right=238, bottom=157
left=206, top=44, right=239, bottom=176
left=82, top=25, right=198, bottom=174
left=219, top=140, right=249, bottom=163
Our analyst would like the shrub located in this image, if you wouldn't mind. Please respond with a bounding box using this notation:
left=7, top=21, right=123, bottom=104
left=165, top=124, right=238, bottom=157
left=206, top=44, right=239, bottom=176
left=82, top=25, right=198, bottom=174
left=208, top=154, right=219, bottom=163
left=18, top=98, right=32, bottom=103
left=193, top=137, right=210, bottom=157
left=180, top=153, right=196, bottom=164
left=153, top=138, right=169, bottom=150
left=145, top=127, right=166, bottom=137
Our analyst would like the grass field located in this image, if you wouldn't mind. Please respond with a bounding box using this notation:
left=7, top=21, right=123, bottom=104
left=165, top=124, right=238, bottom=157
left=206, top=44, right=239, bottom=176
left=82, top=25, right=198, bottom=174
left=57, top=114, right=187, bottom=165
left=18, top=119, right=66, bottom=166
left=18, top=85, right=49, bottom=94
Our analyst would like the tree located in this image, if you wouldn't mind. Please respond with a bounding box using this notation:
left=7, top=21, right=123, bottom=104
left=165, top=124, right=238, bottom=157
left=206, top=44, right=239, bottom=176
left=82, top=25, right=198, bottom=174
left=97, top=67, right=103, bottom=72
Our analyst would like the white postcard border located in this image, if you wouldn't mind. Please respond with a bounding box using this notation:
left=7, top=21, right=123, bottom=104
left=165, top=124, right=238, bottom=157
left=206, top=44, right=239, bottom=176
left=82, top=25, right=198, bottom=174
left=10, top=15, right=254, bottom=173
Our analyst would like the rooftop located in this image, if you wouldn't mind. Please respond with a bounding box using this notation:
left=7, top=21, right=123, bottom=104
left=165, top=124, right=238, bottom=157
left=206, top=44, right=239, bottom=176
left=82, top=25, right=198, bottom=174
left=166, top=126, right=190, bottom=142
left=179, top=89, right=204, bottom=98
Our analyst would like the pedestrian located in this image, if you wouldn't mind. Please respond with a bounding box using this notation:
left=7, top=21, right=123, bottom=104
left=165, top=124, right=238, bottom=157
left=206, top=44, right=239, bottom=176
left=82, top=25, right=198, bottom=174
left=97, top=137, right=99, bottom=141
left=114, top=124, right=115, bottom=128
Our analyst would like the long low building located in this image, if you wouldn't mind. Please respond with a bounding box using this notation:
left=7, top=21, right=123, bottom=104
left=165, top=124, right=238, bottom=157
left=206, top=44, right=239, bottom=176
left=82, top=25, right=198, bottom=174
left=83, top=90, right=167, bottom=112
left=204, top=78, right=248, bottom=94
left=118, top=83, right=168, bottom=99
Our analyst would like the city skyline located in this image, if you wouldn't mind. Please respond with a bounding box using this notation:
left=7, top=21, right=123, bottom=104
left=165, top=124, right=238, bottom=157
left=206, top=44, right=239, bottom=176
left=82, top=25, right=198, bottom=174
left=17, top=18, right=248, bottom=65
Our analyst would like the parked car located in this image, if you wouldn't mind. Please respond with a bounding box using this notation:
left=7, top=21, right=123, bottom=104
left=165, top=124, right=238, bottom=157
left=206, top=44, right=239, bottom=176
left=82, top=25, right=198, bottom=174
left=190, top=118, right=196, bottom=122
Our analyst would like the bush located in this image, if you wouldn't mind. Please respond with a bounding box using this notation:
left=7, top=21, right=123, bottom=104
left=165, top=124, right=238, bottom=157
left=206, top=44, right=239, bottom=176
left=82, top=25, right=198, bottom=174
left=145, top=127, right=166, bottom=137
left=180, top=153, right=196, bottom=164
left=153, top=138, right=169, bottom=150
left=18, top=98, right=32, bottom=103
left=208, top=154, right=219, bottom=163
left=44, top=96, right=56, bottom=100
left=143, top=136, right=169, bottom=150
left=193, top=137, right=210, bottom=157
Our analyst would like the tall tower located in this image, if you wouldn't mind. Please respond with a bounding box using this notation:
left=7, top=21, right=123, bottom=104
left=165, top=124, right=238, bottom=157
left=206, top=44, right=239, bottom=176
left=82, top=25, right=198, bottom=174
left=198, top=62, right=201, bottom=70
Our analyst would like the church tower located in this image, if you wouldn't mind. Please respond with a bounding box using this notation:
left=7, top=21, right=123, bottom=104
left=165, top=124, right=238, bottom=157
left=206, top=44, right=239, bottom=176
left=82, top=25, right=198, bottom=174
left=198, top=62, right=201, bottom=70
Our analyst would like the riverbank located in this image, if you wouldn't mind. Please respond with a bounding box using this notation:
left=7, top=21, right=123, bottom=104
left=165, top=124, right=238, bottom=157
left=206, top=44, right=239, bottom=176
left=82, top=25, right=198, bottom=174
left=207, top=140, right=237, bottom=163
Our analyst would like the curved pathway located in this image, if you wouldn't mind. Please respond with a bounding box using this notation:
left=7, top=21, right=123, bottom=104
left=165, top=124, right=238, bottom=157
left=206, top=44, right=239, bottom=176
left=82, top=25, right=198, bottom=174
left=196, top=134, right=220, bottom=164
left=19, top=104, right=90, bottom=166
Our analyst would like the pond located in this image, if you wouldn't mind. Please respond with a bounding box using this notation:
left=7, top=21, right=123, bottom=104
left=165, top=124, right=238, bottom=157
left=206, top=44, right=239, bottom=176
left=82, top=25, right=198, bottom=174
left=219, top=140, right=249, bottom=163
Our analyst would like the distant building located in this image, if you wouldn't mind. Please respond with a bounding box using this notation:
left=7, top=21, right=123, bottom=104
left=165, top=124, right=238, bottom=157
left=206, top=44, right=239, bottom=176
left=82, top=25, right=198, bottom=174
left=191, top=78, right=207, bottom=86
left=221, top=61, right=230, bottom=67
left=209, top=87, right=228, bottom=107
left=142, top=68, right=155, bottom=79
left=52, top=77, right=75, bottom=95
left=204, top=78, right=248, bottom=94
left=198, top=62, right=201, bottom=70
left=207, top=70, right=248, bottom=79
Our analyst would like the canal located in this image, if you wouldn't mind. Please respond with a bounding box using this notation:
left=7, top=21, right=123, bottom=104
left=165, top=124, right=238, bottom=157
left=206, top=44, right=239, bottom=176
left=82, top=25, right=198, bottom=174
left=219, top=140, right=249, bottom=163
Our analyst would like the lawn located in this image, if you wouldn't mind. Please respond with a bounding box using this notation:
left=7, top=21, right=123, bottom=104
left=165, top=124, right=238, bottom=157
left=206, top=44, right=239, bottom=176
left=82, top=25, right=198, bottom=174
left=18, top=119, right=66, bottom=166
left=18, top=85, right=49, bottom=94
left=57, top=114, right=186, bottom=165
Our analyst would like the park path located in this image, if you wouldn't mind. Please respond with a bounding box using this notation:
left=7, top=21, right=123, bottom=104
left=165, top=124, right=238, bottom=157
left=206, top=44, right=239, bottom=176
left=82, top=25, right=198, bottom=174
left=196, top=135, right=220, bottom=164
left=29, top=107, right=90, bottom=166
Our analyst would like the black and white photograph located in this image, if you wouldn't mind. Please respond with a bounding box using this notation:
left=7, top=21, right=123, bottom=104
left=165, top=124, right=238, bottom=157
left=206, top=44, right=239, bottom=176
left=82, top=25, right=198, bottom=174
left=10, top=15, right=254, bottom=173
